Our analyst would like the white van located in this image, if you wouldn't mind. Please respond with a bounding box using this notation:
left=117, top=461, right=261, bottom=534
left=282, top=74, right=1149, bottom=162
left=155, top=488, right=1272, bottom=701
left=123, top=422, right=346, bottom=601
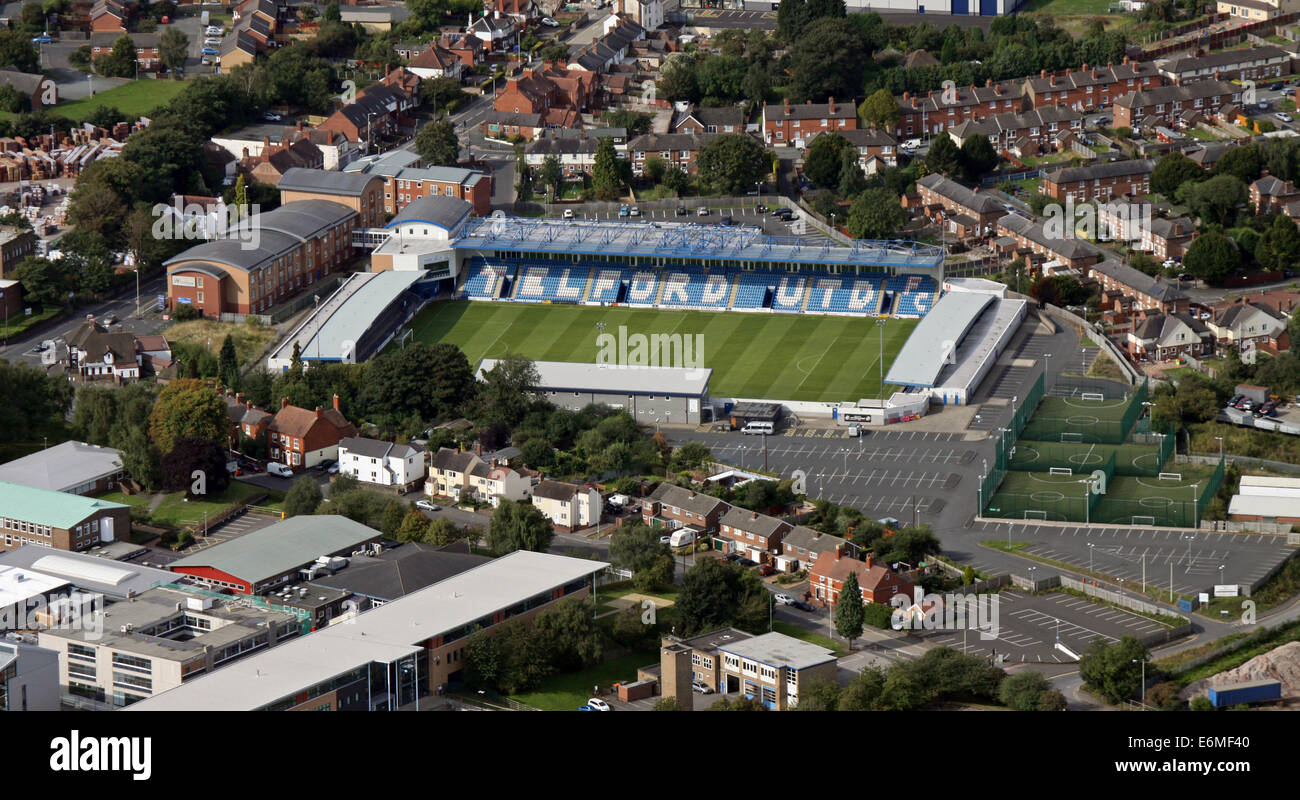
left=669, top=529, right=696, bottom=548
left=742, top=421, right=774, bottom=435
left=267, top=462, right=294, bottom=478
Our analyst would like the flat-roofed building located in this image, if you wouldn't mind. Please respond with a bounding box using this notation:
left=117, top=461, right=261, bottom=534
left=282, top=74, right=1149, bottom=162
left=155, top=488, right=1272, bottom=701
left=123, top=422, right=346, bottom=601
left=0, top=639, right=60, bottom=711
left=0, top=545, right=178, bottom=601
left=126, top=551, right=607, bottom=710
left=38, top=585, right=302, bottom=708
left=0, top=483, right=129, bottom=553
left=716, top=631, right=837, bottom=710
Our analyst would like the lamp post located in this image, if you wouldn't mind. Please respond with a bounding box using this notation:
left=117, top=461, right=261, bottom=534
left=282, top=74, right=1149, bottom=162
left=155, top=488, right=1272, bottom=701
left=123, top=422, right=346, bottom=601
left=1079, top=477, right=1092, bottom=525
left=875, top=317, right=888, bottom=401
left=1088, top=541, right=1095, bottom=573
left=1214, top=435, right=1224, bottom=461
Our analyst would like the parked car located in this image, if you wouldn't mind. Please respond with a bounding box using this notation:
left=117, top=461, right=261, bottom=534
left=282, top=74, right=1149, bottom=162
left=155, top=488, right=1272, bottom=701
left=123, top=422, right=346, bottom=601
left=562, top=208, right=575, bottom=219
left=327, top=462, right=340, bottom=474
left=31, top=34, right=52, bottom=44
left=720, top=215, right=735, bottom=226
left=1260, top=101, right=1270, bottom=111
left=415, top=499, right=442, bottom=512
left=737, top=557, right=758, bottom=568
left=697, top=206, right=710, bottom=216
left=205, top=26, right=225, bottom=36
left=586, top=698, right=611, bottom=711
left=201, top=56, right=214, bottom=65
left=267, top=462, right=294, bottom=478
left=723, top=552, right=741, bottom=562
left=201, top=47, right=220, bottom=55
left=618, top=205, right=629, bottom=218
left=901, top=137, right=922, bottom=150
left=758, top=564, right=776, bottom=576
left=1270, top=83, right=1285, bottom=91
left=629, top=206, right=640, bottom=217
left=204, top=37, right=221, bottom=46
left=790, top=600, right=814, bottom=612
left=1276, top=112, right=1293, bottom=123
left=541, top=16, right=558, bottom=26
left=659, top=535, right=672, bottom=545
left=691, top=680, right=714, bottom=694
left=774, top=593, right=795, bottom=605
left=675, top=204, right=687, bottom=216
left=263, top=112, right=282, bottom=121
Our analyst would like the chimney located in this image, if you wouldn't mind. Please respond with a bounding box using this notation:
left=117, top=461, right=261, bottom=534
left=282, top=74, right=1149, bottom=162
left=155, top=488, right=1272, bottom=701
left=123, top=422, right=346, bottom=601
left=903, top=91, right=910, bottom=101
left=688, top=490, right=696, bottom=499
left=1040, top=69, right=1047, bottom=79
left=783, top=97, right=790, bottom=115
left=475, top=442, right=482, bottom=456
left=1107, top=62, right=1113, bottom=71
left=986, top=78, right=993, bottom=88
left=828, top=96, right=835, bottom=114
left=751, top=511, right=758, bottom=520
left=1082, top=63, right=1089, bottom=72
left=864, top=554, right=874, bottom=569
left=315, top=406, right=323, bottom=419
left=236, top=392, right=244, bottom=404
left=332, top=394, right=340, bottom=411
left=281, top=397, right=290, bottom=409
left=1091, top=68, right=1098, bottom=79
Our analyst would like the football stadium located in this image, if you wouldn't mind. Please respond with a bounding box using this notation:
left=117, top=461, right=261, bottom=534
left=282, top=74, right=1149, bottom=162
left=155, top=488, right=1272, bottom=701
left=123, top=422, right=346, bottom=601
left=981, top=372, right=1225, bottom=528
left=272, top=196, right=1028, bottom=413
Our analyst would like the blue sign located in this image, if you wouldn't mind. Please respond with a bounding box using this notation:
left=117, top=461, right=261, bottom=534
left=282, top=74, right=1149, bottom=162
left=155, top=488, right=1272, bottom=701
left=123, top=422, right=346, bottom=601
left=156, top=294, right=165, bottom=311
left=177, top=297, right=192, bottom=304
left=1178, top=599, right=1193, bottom=613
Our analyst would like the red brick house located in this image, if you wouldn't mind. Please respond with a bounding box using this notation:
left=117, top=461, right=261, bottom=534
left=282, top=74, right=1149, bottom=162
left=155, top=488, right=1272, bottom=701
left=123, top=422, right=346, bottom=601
left=1023, top=59, right=1163, bottom=110
left=809, top=551, right=913, bottom=607
left=267, top=395, right=358, bottom=472
left=893, top=79, right=1027, bottom=140
left=762, top=97, right=857, bottom=146
left=1042, top=159, right=1155, bottom=203
left=90, top=0, right=127, bottom=33
left=641, top=483, right=728, bottom=533
left=628, top=132, right=716, bottom=177
left=90, top=33, right=162, bottom=72
left=1112, top=80, right=1239, bottom=132
left=716, top=508, right=791, bottom=562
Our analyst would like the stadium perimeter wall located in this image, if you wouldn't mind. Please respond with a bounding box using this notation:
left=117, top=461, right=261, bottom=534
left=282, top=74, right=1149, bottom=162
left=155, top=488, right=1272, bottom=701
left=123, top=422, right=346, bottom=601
left=1007, top=292, right=1146, bottom=388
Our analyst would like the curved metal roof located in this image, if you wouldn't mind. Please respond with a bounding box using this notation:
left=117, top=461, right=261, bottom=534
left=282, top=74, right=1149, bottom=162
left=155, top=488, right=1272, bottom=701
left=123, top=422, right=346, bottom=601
left=885, top=291, right=997, bottom=388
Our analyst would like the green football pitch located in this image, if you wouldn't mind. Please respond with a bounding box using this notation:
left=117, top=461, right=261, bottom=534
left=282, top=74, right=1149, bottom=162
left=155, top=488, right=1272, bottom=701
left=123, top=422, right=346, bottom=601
left=404, top=301, right=919, bottom=403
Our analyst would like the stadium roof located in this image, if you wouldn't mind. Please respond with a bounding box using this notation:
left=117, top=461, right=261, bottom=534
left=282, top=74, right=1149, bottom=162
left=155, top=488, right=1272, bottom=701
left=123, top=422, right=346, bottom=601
left=478, top=358, right=712, bottom=397
left=268, top=270, right=429, bottom=363
left=451, top=217, right=945, bottom=271
left=388, top=195, right=474, bottom=232
left=169, top=515, right=381, bottom=586
left=126, top=551, right=607, bottom=711
left=885, top=291, right=998, bottom=388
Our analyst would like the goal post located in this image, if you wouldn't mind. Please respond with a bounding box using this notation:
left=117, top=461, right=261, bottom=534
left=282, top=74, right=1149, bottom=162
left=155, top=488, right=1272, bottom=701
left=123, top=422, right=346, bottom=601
left=1081, top=392, right=1106, bottom=402
left=1023, top=510, right=1048, bottom=520
left=1049, top=467, right=1073, bottom=475
left=1158, top=472, right=1183, bottom=481
left=1132, top=515, right=1156, bottom=526
left=1061, top=433, right=1084, bottom=443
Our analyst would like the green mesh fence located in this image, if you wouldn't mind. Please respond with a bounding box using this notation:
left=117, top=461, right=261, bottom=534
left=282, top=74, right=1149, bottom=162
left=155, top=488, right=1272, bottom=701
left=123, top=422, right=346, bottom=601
left=1007, top=429, right=1176, bottom=478
left=1119, top=377, right=1150, bottom=440
left=1199, top=455, right=1226, bottom=517
left=1012, top=370, right=1045, bottom=440
left=1088, top=450, right=1117, bottom=520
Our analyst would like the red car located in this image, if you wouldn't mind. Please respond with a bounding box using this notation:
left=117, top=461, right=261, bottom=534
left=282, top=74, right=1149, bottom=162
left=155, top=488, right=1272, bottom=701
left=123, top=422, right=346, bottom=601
left=758, top=564, right=777, bottom=576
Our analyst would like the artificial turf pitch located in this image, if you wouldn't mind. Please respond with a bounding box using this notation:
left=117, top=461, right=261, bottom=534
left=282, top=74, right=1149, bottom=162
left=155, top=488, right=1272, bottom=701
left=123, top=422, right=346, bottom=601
left=404, top=300, right=918, bottom=403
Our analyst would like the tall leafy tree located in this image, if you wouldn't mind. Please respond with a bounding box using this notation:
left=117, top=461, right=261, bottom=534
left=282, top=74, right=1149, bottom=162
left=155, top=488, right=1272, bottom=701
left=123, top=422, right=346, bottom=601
left=148, top=378, right=230, bottom=453
left=1255, top=214, right=1300, bottom=272
left=476, top=353, right=539, bottom=428
left=487, top=498, right=555, bottom=554
left=1150, top=151, right=1206, bottom=197
left=803, top=133, right=851, bottom=188
left=675, top=557, right=769, bottom=636
left=846, top=187, right=907, bottom=239
left=1183, top=231, right=1238, bottom=285
left=1175, top=173, right=1245, bottom=226
left=414, top=119, right=460, bottom=166
left=858, top=88, right=900, bottom=131
left=697, top=133, right=768, bottom=194
left=218, top=334, right=240, bottom=391
left=925, top=133, right=961, bottom=176
left=284, top=476, right=323, bottom=517
left=834, top=571, right=866, bottom=649
left=160, top=437, right=230, bottom=496
left=591, top=136, right=624, bottom=200
left=787, top=18, right=869, bottom=103
left=160, top=26, right=189, bottom=73
left=958, top=134, right=999, bottom=181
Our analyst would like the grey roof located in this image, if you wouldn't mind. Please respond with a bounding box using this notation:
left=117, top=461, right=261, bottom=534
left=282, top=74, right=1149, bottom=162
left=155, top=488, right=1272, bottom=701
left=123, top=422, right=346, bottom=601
left=164, top=229, right=301, bottom=271
left=1090, top=259, right=1188, bottom=303
left=1157, top=45, right=1290, bottom=75
left=431, top=447, right=480, bottom=473
left=1215, top=301, right=1285, bottom=328
left=1045, top=158, right=1155, bottom=184
left=715, top=631, right=836, bottom=670
left=267, top=270, right=429, bottom=363
left=1252, top=175, right=1293, bottom=196
left=477, top=358, right=712, bottom=397
left=168, top=515, right=382, bottom=586
left=0, top=545, right=175, bottom=600
left=719, top=507, right=789, bottom=538
left=781, top=525, right=848, bottom=554
left=675, top=105, right=745, bottom=130
left=387, top=195, right=473, bottom=231
left=257, top=200, right=357, bottom=239
left=997, top=214, right=1104, bottom=261
left=764, top=101, right=858, bottom=121
left=627, top=132, right=719, bottom=152
left=343, top=148, right=422, bottom=176
left=947, top=105, right=1083, bottom=141
left=1147, top=216, right=1194, bottom=239
left=90, top=32, right=160, bottom=49
left=1115, top=80, right=1239, bottom=109
left=885, top=291, right=997, bottom=388
left=647, top=483, right=727, bottom=517
left=306, top=542, right=489, bottom=602
left=533, top=479, right=584, bottom=501
left=1025, top=62, right=1155, bottom=94
left=916, top=173, right=1004, bottom=215
left=0, top=441, right=123, bottom=493
left=127, top=551, right=607, bottom=710
left=277, top=168, right=379, bottom=197
left=1133, top=312, right=1209, bottom=342
left=339, top=437, right=422, bottom=460
left=0, top=68, right=47, bottom=95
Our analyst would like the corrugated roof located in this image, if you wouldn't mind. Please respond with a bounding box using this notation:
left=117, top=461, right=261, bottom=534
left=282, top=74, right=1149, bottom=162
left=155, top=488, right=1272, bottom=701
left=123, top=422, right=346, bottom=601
left=169, top=515, right=380, bottom=585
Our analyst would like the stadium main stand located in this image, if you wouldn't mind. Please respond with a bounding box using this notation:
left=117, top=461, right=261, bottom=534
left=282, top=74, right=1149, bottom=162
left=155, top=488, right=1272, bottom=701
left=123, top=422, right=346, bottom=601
left=455, top=258, right=937, bottom=318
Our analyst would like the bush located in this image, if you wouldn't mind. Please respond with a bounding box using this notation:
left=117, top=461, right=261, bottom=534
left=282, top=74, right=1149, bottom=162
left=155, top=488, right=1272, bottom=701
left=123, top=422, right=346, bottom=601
left=171, top=303, right=200, bottom=321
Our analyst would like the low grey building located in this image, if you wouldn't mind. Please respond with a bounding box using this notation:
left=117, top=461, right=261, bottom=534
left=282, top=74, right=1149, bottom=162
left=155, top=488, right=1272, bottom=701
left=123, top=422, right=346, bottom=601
left=476, top=359, right=712, bottom=425
left=0, top=441, right=125, bottom=495
left=0, top=638, right=60, bottom=711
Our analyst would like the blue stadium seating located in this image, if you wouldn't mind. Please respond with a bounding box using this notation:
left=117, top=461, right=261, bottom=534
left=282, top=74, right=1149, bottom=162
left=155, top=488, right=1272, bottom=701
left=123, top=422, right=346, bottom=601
left=512, top=262, right=589, bottom=303
left=585, top=266, right=632, bottom=303
left=461, top=258, right=512, bottom=299
left=730, top=270, right=775, bottom=310
left=770, top=273, right=811, bottom=312
left=887, top=274, right=937, bottom=316
left=657, top=267, right=733, bottom=309
left=622, top=270, right=663, bottom=306
left=803, top=273, right=886, bottom=314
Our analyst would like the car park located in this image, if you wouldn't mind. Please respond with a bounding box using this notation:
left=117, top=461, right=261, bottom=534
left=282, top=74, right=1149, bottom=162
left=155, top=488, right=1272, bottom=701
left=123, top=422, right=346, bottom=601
left=691, top=680, right=714, bottom=694
left=586, top=698, right=611, bottom=711
left=415, top=499, right=442, bottom=512
left=774, top=593, right=794, bottom=605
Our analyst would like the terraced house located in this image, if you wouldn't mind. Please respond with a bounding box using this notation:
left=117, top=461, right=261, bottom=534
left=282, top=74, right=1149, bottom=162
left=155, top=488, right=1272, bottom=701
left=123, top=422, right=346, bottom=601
left=762, top=98, right=858, bottom=146
left=716, top=508, right=790, bottom=563
left=641, top=483, right=728, bottom=534
left=1022, top=60, right=1163, bottom=110
left=913, top=173, right=1007, bottom=241
left=946, top=105, right=1083, bottom=158
left=1112, top=80, right=1240, bottom=131
left=892, top=80, right=1027, bottom=140
left=1042, top=159, right=1155, bottom=203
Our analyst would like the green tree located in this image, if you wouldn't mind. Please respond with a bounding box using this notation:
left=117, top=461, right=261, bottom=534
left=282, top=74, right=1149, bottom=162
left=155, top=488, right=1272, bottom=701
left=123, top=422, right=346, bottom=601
left=858, top=88, right=900, bottom=132
left=324, top=1, right=340, bottom=22
left=676, top=557, right=768, bottom=636
left=283, top=476, right=323, bottom=517
left=1255, top=214, right=1300, bottom=272
left=1182, top=231, right=1238, bottom=285
left=414, top=119, right=460, bottom=166
left=838, top=148, right=867, bottom=197
left=218, top=334, right=239, bottom=391
left=463, top=628, right=500, bottom=689
left=396, top=508, right=432, bottom=542
left=925, top=134, right=961, bottom=176
left=361, top=342, right=477, bottom=424
left=697, top=133, right=769, bottom=194
left=160, top=26, right=189, bottom=73
left=591, top=136, right=624, bottom=200
left=999, top=670, right=1056, bottom=711
left=787, top=18, right=867, bottom=103
left=959, top=134, right=999, bottom=181
left=846, top=187, right=907, bottom=239
left=795, top=679, right=842, bottom=711
left=475, top=353, right=539, bottom=428
left=148, top=379, right=230, bottom=453
left=1078, top=635, right=1148, bottom=705
left=1175, top=173, right=1246, bottom=227
left=609, top=523, right=674, bottom=591
left=652, top=696, right=682, bottom=711
left=487, top=498, right=555, bottom=554
left=803, top=132, right=851, bottom=188
left=833, top=571, right=865, bottom=649
left=95, top=35, right=139, bottom=78
left=1211, top=143, right=1262, bottom=184
left=117, top=425, right=161, bottom=490
left=540, top=154, right=562, bottom=198
left=1150, top=151, right=1206, bottom=197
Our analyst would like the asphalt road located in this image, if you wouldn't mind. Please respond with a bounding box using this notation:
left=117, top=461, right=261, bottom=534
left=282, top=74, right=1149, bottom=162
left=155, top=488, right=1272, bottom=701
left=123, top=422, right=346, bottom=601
left=0, top=274, right=167, bottom=363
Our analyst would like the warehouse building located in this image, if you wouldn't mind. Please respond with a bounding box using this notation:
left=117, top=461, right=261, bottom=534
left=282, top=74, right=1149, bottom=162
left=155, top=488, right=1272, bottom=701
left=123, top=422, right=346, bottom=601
left=1228, top=475, right=1300, bottom=524
left=477, top=358, right=713, bottom=424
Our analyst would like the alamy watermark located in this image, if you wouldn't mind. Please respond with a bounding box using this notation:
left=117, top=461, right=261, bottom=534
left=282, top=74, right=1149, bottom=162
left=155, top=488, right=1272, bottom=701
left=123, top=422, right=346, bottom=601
left=595, top=324, right=706, bottom=379
left=891, top=588, right=1000, bottom=639
left=151, top=198, right=262, bottom=251
left=2, top=592, right=105, bottom=641
left=1043, top=199, right=1151, bottom=243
